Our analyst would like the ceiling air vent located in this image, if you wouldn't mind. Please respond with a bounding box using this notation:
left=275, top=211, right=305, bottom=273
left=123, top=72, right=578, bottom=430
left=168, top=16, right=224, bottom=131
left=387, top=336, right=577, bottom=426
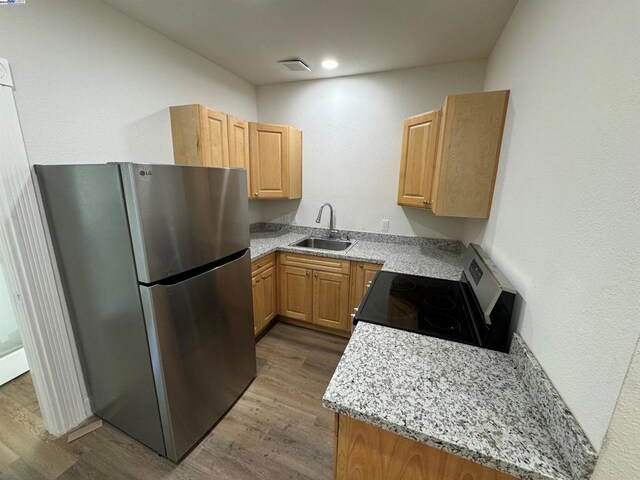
left=278, top=59, right=311, bottom=72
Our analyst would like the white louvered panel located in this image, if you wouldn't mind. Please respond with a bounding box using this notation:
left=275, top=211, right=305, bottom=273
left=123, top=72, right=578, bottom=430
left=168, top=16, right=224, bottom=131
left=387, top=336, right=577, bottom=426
left=0, top=57, right=89, bottom=435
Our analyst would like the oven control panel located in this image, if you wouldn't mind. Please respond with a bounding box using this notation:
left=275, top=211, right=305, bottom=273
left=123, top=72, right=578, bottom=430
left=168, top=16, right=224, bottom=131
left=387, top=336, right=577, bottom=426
left=469, top=258, right=483, bottom=285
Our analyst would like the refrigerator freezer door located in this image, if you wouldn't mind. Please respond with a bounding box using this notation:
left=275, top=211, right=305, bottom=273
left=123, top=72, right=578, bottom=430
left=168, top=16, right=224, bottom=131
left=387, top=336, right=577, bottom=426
left=121, top=163, right=249, bottom=284
left=139, top=249, right=256, bottom=462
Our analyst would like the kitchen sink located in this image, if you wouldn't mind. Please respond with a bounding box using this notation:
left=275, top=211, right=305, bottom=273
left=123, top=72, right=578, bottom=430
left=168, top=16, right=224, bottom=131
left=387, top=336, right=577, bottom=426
left=291, top=237, right=355, bottom=252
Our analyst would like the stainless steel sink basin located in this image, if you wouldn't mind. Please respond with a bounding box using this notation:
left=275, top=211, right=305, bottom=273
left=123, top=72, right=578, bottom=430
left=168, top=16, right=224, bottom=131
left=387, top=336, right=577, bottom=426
left=291, top=237, right=354, bottom=252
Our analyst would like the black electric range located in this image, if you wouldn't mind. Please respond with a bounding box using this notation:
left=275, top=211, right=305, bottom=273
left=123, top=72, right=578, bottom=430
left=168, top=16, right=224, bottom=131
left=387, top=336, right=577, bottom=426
left=353, top=244, right=517, bottom=353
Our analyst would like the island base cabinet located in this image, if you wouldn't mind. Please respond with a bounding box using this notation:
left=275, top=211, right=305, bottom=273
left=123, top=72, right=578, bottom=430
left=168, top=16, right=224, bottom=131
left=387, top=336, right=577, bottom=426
left=334, top=414, right=517, bottom=480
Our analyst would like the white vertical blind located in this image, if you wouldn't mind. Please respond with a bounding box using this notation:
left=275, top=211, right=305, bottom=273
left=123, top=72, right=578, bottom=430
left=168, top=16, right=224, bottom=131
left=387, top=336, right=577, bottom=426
left=0, top=57, right=89, bottom=434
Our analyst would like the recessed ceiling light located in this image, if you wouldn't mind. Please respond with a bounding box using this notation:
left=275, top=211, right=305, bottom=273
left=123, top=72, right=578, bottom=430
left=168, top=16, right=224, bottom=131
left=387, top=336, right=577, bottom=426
left=321, top=59, right=339, bottom=70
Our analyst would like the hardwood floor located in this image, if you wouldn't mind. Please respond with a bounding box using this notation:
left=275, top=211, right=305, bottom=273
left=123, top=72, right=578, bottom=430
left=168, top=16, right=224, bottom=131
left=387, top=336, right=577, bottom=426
left=0, top=323, right=348, bottom=480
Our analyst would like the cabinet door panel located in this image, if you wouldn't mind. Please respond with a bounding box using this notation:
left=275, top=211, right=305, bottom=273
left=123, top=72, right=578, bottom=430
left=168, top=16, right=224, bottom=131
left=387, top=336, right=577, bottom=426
left=260, top=265, right=277, bottom=326
left=228, top=116, right=250, bottom=197
left=249, top=123, right=289, bottom=198
left=278, top=265, right=312, bottom=322
left=202, top=108, right=229, bottom=168
left=350, top=262, right=382, bottom=314
left=432, top=91, right=509, bottom=218
left=313, top=271, right=350, bottom=331
left=397, top=110, right=441, bottom=208
left=251, top=275, right=262, bottom=336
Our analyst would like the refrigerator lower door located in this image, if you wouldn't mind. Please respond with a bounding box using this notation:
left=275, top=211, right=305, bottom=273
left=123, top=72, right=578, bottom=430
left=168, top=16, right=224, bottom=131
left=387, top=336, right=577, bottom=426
left=139, top=249, right=256, bottom=461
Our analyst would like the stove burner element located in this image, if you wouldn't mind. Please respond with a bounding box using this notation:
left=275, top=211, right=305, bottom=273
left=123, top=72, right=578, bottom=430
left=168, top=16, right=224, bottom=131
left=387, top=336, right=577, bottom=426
left=390, top=279, right=417, bottom=292
left=423, top=295, right=456, bottom=311
left=427, top=285, right=452, bottom=294
left=425, top=313, right=459, bottom=331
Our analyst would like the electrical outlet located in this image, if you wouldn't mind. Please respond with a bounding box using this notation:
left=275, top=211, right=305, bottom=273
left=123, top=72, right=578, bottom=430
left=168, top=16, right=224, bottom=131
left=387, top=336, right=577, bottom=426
left=281, top=213, right=291, bottom=224
left=381, top=219, right=390, bottom=232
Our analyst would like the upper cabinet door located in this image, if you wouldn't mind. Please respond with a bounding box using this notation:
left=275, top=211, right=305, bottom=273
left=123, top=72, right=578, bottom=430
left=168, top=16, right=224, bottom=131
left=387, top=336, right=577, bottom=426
left=201, top=107, right=230, bottom=168
left=170, top=104, right=207, bottom=166
left=170, top=104, right=231, bottom=168
left=397, top=110, right=441, bottom=209
left=228, top=116, right=250, bottom=170
left=249, top=123, right=290, bottom=199
left=228, top=116, right=251, bottom=195
left=432, top=90, right=509, bottom=218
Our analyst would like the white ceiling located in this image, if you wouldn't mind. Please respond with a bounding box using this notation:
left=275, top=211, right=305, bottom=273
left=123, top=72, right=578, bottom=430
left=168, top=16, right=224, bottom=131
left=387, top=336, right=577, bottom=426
left=101, top=0, right=517, bottom=86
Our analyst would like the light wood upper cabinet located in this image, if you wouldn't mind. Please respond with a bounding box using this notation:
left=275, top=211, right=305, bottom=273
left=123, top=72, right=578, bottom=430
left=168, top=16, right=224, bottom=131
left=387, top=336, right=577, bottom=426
left=170, top=104, right=230, bottom=168
left=249, top=123, right=302, bottom=200
left=350, top=262, right=383, bottom=314
left=228, top=115, right=250, bottom=193
left=202, top=107, right=230, bottom=167
left=433, top=90, right=509, bottom=218
left=397, top=90, right=509, bottom=218
left=313, top=271, right=350, bottom=331
left=397, top=110, right=441, bottom=208
left=170, top=106, right=303, bottom=201
left=228, top=116, right=250, bottom=170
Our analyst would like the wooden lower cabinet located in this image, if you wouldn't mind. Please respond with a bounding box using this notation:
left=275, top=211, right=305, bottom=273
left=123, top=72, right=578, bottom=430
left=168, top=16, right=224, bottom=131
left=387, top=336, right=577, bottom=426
left=278, top=264, right=313, bottom=322
left=251, top=254, right=277, bottom=336
left=334, top=415, right=517, bottom=480
left=350, top=262, right=383, bottom=313
left=313, top=271, right=350, bottom=331
left=278, top=253, right=352, bottom=333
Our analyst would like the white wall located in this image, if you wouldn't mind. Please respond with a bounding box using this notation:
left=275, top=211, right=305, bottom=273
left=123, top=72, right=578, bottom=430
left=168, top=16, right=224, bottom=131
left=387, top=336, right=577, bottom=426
left=0, top=0, right=257, bottom=168
left=256, top=60, right=486, bottom=238
left=469, top=0, right=640, bottom=449
left=592, top=337, right=640, bottom=479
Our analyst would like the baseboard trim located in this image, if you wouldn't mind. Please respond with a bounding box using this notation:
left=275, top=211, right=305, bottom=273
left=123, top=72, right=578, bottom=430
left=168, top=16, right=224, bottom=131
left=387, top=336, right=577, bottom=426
left=0, top=348, right=29, bottom=386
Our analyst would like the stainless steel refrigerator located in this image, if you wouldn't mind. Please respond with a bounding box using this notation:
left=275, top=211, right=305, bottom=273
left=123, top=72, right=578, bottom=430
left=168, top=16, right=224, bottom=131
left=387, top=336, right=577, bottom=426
left=35, top=163, right=256, bottom=462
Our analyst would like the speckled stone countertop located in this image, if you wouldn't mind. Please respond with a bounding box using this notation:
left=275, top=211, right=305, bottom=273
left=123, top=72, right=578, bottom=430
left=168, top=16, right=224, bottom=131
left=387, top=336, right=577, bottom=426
left=249, top=225, right=464, bottom=280
left=322, top=323, right=596, bottom=480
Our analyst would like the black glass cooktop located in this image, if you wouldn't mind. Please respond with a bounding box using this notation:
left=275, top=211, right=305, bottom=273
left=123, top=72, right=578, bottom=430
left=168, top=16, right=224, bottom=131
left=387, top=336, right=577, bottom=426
left=354, top=271, right=479, bottom=346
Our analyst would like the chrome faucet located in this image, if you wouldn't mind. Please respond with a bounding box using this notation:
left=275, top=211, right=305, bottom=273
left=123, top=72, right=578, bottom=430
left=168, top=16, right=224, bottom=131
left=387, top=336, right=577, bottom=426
left=316, top=203, right=339, bottom=238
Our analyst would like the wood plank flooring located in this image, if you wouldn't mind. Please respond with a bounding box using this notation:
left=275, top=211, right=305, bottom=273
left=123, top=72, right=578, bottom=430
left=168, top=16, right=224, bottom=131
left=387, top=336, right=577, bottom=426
left=0, top=323, right=348, bottom=480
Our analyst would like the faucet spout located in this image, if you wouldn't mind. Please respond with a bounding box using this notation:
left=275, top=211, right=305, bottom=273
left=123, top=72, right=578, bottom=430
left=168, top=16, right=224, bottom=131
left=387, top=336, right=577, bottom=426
left=316, top=203, right=338, bottom=238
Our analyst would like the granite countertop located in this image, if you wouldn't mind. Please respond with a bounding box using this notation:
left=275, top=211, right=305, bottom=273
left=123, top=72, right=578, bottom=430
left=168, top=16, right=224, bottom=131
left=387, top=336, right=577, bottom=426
left=251, top=224, right=595, bottom=480
left=250, top=229, right=464, bottom=280
left=322, top=323, right=590, bottom=480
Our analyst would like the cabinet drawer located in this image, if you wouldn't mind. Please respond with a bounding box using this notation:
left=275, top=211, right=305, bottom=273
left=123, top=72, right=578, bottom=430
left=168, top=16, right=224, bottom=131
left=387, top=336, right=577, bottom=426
left=252, top=253, right=276, bottom=277
left=279, top=252, right=350, bottom=274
